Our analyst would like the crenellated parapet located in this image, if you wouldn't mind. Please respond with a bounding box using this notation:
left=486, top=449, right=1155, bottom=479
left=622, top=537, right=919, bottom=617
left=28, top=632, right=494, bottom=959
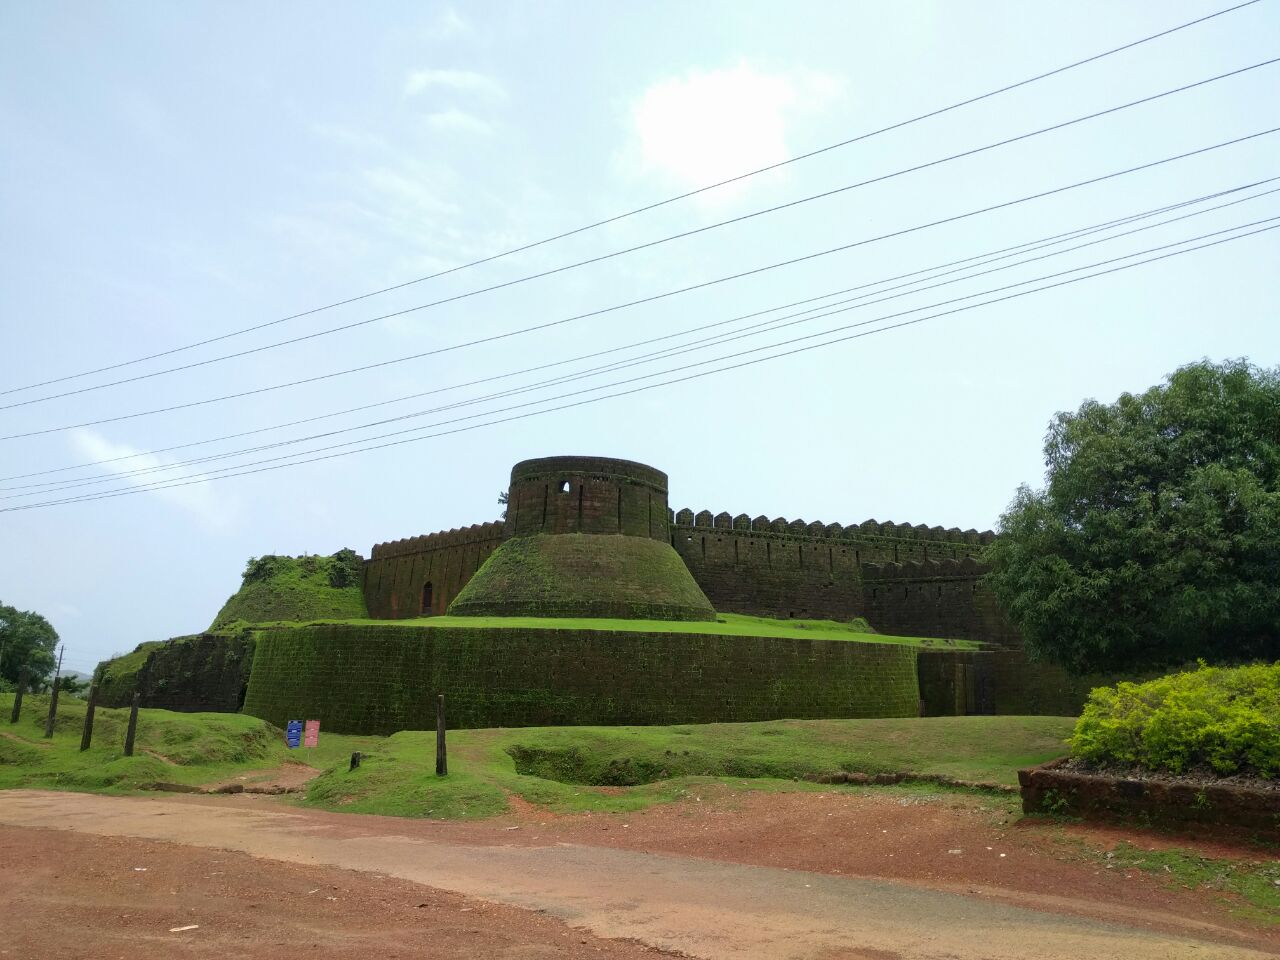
left=369, top=521, right=505, bottom=560
left=670, top=509, right=994, bottom=546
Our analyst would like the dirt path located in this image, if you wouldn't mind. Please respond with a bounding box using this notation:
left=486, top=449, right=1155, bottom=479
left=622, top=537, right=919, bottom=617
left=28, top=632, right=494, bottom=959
left=0, top=824, right=676, bottom=959
left=0, top=790, right=1271, bottom=960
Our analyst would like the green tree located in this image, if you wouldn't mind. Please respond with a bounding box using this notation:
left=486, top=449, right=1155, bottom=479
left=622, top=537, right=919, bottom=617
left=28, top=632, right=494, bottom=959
left=0, top=603, right=60, bottom=687
left=985, top=359, right=1280, bottom=673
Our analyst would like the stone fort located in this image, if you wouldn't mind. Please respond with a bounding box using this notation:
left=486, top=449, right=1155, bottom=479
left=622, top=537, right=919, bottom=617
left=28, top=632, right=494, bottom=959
left=366, top=454, right=1011, bottom=644
left=98, top=454, right=1115, bottom=733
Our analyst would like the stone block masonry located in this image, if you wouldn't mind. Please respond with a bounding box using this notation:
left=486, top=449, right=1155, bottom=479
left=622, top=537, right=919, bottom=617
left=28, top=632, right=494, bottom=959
left=95, top=632, right=256, bottom=712
left=668, top=510, right=991, bottom=622
left=242, top=624, right=923, bottom=734
left=365, top=521, right=505, bottom=619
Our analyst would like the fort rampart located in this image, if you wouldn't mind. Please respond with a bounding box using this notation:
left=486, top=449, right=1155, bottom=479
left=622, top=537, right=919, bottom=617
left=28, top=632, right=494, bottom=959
left=667, top=509, right=992, bottom=622
left=241, top=623, right=923, bottom=734
left=365, top=521, right=505, bottom=619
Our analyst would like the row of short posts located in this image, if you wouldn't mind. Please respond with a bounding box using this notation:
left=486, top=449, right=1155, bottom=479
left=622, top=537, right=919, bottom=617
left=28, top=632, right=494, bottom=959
left=8, top=666, right=140, bottom=756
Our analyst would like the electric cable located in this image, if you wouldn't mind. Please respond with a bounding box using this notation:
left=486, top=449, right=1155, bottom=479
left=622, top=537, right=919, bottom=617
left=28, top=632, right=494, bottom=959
left=5, top=125, right=1274, bottom=442
left=3, top=0, right=1259, bottom=396
left=8, top=217, right=1274, bottom=512
left=10, top=184, right=1277, bottom=497
left=5, top=177, right=1246, bottom=484
left=4, top=55, right=1276, bottom=411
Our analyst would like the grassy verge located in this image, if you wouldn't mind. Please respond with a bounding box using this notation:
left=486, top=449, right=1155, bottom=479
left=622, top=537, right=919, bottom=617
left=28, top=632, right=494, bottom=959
left=302, top=715, right=1072, bottom=818
left=224, top=611, right=977, bottom=648
left=1, top=693, right=1070, bottom=820
left=1059, top=838, right=1280, bottom=927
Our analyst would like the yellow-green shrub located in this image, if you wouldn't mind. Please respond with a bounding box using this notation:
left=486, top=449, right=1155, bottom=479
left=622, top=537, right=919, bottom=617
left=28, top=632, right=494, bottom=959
left=1070, top=663, right=1280, bottom=776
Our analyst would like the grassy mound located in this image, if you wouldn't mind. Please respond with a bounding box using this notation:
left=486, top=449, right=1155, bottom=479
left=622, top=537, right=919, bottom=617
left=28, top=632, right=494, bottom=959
left=448, top=534, right=716, bottom=621
left=1070, top=662, right=1280, bottom=777
left=303, top=716, right=1074, bottom=818
left=0, top=693, right=1072, bottom=817
left=211, top=549, right=367, bottom=628
left=93, top=640, right=166, bottom=704
left=0, top=692, right=290, bottom=792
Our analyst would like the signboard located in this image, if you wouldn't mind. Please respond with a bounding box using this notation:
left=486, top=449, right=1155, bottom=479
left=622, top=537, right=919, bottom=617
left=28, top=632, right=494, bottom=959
left=285, top=720, right=303, bottom=749
left=303, top=719, right=320, bottom=748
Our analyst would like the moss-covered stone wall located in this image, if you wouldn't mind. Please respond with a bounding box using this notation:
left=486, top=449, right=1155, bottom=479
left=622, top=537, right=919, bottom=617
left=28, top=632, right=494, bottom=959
left=668, top=510, right=990, bottom=621
left=917, top=648, right=1141, bottom=718
left=95, top=632, right=256, bottom=712
left=365, top=522, right=505, bottom=618
left=448, top=534, right=715, bottom=621
left=861, top=559, right=1023, bottom=647
left=241, top=624, right=921, bottom=734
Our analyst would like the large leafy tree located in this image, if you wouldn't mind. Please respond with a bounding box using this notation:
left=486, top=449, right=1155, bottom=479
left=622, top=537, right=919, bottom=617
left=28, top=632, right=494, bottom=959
left=986, top=359, right=1280, bottom=673
left=0, top=603, right=59, bottom=687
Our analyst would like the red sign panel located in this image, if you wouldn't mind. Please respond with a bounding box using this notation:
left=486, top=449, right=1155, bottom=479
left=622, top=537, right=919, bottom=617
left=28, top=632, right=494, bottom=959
left=303, top=719, right=320, bottom=748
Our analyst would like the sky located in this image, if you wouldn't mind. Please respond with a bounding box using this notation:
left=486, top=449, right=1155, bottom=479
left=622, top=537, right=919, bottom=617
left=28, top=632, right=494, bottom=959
left=1, top=1, right=1277, bottom=676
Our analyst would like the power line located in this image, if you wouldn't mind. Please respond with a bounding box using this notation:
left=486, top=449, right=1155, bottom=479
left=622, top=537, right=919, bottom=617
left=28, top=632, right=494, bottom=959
left=5, top=126, right=1275, bottom=443
left=4, top=179, right=1242, bottom=484
left=9, top=219, right=1274, bottom=513
left=4, top=56, right=1276, bottom=412
left=14, top=179, right=1266, bottom=489
left=4, top=0, right=1260, bottom=397
left=11, top=185, right=1277, bottom=497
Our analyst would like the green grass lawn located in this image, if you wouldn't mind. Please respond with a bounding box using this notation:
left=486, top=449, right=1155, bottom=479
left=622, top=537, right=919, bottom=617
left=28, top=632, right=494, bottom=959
left=225, top=611, right=978, bottom=649
left=1, top=692, right=1068, bottom=819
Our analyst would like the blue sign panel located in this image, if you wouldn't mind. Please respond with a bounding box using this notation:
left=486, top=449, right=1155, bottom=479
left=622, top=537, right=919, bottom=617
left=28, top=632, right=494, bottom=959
left=285, top=719, right=303, bottom=749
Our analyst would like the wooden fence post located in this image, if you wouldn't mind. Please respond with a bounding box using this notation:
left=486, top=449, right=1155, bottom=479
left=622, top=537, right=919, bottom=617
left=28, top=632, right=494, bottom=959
left=80, top=683, right=99, bottom=751
left=9, top=668, right=27, bottom=724
left=123, top=693, right=140, bottom=757
left=435, top=694, right=447, bottom=777
left=43, top=646, right=64, bottom=738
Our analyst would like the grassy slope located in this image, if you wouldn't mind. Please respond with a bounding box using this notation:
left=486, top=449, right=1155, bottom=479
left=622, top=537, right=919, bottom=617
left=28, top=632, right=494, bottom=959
left=93, top=640, right=166, bottom=701
left=0, top=693, right=305, bottom=792
left=211, top=555, right=367, bottom=629
left=237, top=612, right=978, bottom=649
left=2, top=693, right=1062, bottom=813
left=447, top=533, right=715, bottom=620
left=305, top=715, right=1074, bottom=819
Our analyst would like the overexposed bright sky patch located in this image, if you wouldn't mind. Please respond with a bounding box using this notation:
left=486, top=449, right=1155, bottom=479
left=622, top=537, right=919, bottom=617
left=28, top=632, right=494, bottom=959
left=630, top=63, right=843, bottom=200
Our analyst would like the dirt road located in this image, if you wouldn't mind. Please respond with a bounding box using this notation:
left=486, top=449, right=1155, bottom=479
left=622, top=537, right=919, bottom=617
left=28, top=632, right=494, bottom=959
left=0, top=790, right=1270, bottom=960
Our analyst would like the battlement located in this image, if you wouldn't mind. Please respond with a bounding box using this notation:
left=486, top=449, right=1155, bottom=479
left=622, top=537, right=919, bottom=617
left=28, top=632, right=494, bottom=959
left=861, top=557, right=989, bottom=581
left=369, top=521, right=505, bottom=560
left=670, top=509, right=994, bottom=545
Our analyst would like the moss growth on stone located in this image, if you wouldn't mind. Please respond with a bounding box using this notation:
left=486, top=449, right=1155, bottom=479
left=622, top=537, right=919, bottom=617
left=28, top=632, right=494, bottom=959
left=211, top=549, right=367, bottom=629
left=447, top=534, right=716, bottom=621
left=92, top=632, right=257, bottom=711
left=93, top=640, right=166, bottom=705
left=241, top=622, right=924, bottom=734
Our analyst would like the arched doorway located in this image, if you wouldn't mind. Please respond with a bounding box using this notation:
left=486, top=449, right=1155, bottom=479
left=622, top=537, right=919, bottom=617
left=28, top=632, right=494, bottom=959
left=421, top=581, right=434, bottom=615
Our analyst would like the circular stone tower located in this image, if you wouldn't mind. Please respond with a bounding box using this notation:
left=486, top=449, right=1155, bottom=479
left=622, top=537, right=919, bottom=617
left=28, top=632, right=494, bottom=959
left=447, top=456, right=716, bottom=621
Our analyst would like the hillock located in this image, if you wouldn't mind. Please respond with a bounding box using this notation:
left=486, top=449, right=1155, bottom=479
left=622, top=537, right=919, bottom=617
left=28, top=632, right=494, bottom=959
left=447, top=534, right=716, bottom=621
left=210, top=549, right=368, bottom=628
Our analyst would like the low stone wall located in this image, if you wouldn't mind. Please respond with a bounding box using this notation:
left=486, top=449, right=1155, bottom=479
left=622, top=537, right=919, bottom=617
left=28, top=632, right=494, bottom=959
left=241, top=624, right=923, bottom=734
left=1019, top=759, right=1280, bottom=836
left=95, top=632, right=256, bottom=713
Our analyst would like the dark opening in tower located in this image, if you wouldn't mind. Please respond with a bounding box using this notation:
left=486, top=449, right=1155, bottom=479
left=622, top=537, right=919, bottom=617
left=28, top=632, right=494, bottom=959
left=421, top=581, right=434, bottom=615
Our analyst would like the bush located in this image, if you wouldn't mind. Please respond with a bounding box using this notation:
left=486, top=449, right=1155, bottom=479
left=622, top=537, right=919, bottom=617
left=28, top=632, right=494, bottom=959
left=1070, top=663, right=1280, bottom=777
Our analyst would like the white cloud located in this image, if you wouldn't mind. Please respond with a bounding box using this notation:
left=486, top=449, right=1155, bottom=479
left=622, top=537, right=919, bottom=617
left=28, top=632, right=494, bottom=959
left=629, top=63, right=843, bottom=201
left=404, top=69, right=505, bottom=99
left=425, top=8, right=469, bottom=41
left=424, top=108, right=493, bottom=136
left=69, top=430, right=236, bottom=530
